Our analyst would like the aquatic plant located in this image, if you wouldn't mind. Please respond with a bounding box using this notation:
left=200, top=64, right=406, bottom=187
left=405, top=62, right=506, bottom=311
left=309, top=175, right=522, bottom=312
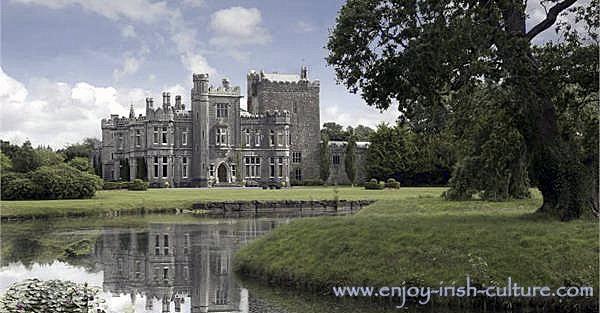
left=0, top=278, right=106, bottom=313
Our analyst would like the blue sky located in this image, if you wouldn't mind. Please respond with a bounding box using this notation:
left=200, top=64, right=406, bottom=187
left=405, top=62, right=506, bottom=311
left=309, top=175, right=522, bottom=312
left=0, top=0, right=577, bottom=148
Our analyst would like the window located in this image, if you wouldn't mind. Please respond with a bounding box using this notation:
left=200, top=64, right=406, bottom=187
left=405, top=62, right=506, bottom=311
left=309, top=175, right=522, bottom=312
left=294, top=168, right=302, bottom=181
left=244, top=156, right=261, bottom=178
left=255, top=131, right=261, bottom=147
left=117, top=133, right=124, bottom=150
left=162, top=267, right=169, bottom=280
left=153, top=157, right=159, bottom=178
left=184, top=233, right=190, bottom=255
left=162, top=156, right=168, bottom=178
left=244, top=129, right=250, bottom=147
left=163, top=234, right=169, bottom=255
left=216, top=128, right=227, bottom=146
left=182, top=157, right=188, bottom=178
left=162, top=127, right=168, bottom=144
left=278, top=157, right=284, bottom=178
left=153, top=127, right=159, bottom=144
left=231, top=164, right=236, bottom=178
left=285, top=129, right=290, bottom=146
left=209, top=164, right=215, bottom=177
left=135, top=130, right=141, bottom=146
left=292, top=152, right=302, bottom=163
left=182, top=128, right=188, bottom=146
left=184, top=266, right=189, bottom=280
left=269, top=130, right=275, bottom=146
left=269, top=157, right=275, bottom=177
left=154, top=234, right=160, bottom=255
left=293, top=103, right=297, bottom=113
left=216, top=103, right=228, bottom=118
left=277, top=132, right=284, bottom=146
left=135, top=261, right=142, bottom=279
left=333, top=154, right=341, bottom=165
left=215, top=289, right=227, bottom=305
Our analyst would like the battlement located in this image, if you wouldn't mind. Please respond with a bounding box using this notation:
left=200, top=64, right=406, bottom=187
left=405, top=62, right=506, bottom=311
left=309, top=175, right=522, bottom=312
left=240, top=109, right=291, bottom=125
left=101, top=114, right=146, bottom=128
left=247, top=68, right=320, bottom=88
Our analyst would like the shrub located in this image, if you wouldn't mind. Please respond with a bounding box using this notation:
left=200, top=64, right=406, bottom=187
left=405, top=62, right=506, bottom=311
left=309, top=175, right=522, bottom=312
left=364, top=178, right=384, bottom=190
left=301, top=179, right=325, bottom=186
left=128, top=179, right=148, bottom=191
left=29, top=164, right=99, bottom=199
left=385, top=178, right=401, bottom=189
left=1, top=177, right=38, bottom=200
left=102, top=181, right=130, bottom=190
left=68, top=157, right=94, bottom=173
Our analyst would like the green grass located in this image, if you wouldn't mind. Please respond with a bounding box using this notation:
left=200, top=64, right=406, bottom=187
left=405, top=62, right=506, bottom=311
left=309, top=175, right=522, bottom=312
left=0, top=186, right=444, bottom=219
left=235, top=189, right=599, bottom=295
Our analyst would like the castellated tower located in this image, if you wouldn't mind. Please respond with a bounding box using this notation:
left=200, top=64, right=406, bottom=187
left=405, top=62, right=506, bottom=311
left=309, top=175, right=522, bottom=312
left=246, top=66, right=321, bottom=181
left=191, top=74, right=210, bottom=186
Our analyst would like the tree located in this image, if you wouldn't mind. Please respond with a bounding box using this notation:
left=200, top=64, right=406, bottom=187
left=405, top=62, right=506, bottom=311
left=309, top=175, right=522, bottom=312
left=353, top=125, right=375, bottom=141
left=68, top=157, right=94, bottom=174
left=345, top=134, right=357, bottom=186
left=327, top=0, right=598, bottom=220
left=1, top=152, right=12, bottom=172
left=365, top=123, right=408, bottom=181
left=320, top=134, right=331, bottom=182
left=321, top=122, right=348, bottom=141
left=36, top=147, right=65, bottom=167
left=60, top=138, right=100, bottom=161
left=7, top=141, right=42, bottom=173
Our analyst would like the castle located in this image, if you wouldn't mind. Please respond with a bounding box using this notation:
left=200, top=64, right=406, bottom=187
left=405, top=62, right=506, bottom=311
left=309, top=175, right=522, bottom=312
left=100, top=67, right=367, bottom=187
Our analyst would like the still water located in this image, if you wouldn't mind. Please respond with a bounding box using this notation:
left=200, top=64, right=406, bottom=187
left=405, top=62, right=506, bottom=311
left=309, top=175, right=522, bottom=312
left=0, top=215, right=407, bottom=313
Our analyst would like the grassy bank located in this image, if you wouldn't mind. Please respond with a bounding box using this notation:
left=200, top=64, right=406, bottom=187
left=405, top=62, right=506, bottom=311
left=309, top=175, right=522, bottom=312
left=234, top=190, right=598, bottom=307
left=1, top=187, right=444, bottom=219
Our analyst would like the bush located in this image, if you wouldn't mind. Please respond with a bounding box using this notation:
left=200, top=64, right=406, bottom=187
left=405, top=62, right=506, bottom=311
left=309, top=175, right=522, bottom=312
left=68, top=157, right=94, bottom=173
left=29, top=164, right=99, bottom=199
left=301, top=179, right=325, bottom=186
left=385, top=178, right=401, bottom=189
left=128, top=179, right=148, bottom=191
left=1, top=177, right=38, bottom=200
left=102, top=181, right=130, bottom=190
left=364, top=178, right=384, bottom=190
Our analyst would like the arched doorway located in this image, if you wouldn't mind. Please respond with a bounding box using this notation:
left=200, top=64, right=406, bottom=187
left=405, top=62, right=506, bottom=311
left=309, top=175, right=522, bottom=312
left=217, top=163, right=228, bottom=183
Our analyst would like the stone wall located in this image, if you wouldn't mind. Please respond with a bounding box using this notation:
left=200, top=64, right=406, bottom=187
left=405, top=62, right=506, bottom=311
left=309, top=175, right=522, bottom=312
left=193, top=199, right=374, bottom=218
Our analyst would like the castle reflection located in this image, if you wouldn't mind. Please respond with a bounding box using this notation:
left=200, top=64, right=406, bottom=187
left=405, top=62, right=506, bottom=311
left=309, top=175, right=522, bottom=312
left=94, top=218, right=287, bottom=313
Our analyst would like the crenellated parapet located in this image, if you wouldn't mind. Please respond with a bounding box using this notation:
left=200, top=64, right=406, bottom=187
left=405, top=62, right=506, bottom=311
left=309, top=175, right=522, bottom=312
left=101, top=114, right=147, bottom=129
left=240, top=109, right=290, bottom=126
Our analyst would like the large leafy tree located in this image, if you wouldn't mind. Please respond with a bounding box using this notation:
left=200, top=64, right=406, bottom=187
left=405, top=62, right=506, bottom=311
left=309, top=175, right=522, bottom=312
left=345, top=134, right=358, bottom=185
left=327, top=0, right=598, bottom=220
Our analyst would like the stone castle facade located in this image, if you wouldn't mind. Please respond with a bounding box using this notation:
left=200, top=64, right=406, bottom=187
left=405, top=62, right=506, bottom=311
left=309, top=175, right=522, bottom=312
left=101, top=68, right=317, bottom=187
left=100, top=67, right=367, bottom=187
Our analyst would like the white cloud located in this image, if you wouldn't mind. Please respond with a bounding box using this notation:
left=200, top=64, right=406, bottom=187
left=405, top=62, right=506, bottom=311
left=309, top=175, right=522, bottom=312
left=12, top=0, right=216, bottom=76
left=295, top=21, right=316, bottom=33
left=321, top=102, right=397, bottom=130
left=209, top=6, right=271, bottom=61
left=120, top=24, right=136, bottom=38
left=11, top=0, right=173, bottom=24
left=0, top=68, right=150, bottom=148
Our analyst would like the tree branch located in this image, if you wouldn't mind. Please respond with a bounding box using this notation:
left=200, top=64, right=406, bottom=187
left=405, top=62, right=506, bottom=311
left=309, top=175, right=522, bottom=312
left=526, top=0, right=578, bottom=41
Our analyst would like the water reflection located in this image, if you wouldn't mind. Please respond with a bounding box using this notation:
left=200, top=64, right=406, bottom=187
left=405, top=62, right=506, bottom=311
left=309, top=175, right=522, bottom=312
left=94, top=219, right=284, bottom=313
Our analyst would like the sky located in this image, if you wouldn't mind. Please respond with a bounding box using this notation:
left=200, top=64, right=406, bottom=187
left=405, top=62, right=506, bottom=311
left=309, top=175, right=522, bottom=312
left=0, top=0, right=578, bottom=148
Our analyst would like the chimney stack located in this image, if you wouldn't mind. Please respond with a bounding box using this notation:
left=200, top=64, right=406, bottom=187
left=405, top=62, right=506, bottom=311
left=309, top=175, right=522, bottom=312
left=175, top=95, right=182, bottom=109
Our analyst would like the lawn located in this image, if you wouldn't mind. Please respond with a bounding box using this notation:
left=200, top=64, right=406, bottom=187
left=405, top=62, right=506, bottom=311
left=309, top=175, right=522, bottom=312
left=1, top=186, right=444, bottom=219
left=234, top=189, right=598, bottom=309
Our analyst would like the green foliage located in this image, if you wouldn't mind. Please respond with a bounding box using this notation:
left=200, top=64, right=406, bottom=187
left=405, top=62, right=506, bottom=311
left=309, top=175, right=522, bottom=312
left=3, top=141, right=42, bottom=173
left=365, top=123, right=408, bottom=181
left=1, top=152, right=12, bottom=172
left=0, top=278, right=106, bottom=313
left=36, top=147, right=64, bottom=167
left=444, top=86, right=531, bottom=201
left=1, top=176, right=38, bottom=200
left=326, top=0, right=597, bottom=219
left=102, top=181, right=130, bottom=190
left=319, top=135, right=331, bottom=182
left=128, top=179, right=148, bottom=191
left=29, top=164, right=100, bottom=200
left=59, top=138, right=100, bottom=161
left=321, top=122, right=374, bottom=141
left=364, top=179, right=384, bottom=190
left=68, top=157, right=93, bottom=173
left=344, top=135, right=357, bottom=185
left=384, top=178, right=400, bottom=189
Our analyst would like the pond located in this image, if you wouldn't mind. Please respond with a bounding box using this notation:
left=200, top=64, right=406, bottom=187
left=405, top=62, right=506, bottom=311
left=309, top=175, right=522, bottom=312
left=1, top=215, right=510, bottom=313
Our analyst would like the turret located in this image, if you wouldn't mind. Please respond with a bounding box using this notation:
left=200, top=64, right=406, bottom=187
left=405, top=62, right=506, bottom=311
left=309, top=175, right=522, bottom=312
left=129, top=104, right=135, bottom=118
left=300, top=65, right=308, bottom=80
left=175, top=95, right=183, bottom=110
left=191, top=73, right=210, bottom=186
